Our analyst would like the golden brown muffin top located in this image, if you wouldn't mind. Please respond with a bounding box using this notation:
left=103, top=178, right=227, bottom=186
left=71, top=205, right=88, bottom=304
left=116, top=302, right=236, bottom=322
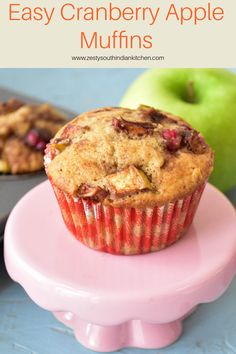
left=46, top=106, right=214, bottom=207
left=0, top=99, right=67, bottom=174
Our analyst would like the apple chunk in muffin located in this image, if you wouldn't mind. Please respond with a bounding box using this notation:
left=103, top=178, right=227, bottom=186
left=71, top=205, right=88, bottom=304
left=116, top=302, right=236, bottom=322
left=106, top=165, right=153, bottom=196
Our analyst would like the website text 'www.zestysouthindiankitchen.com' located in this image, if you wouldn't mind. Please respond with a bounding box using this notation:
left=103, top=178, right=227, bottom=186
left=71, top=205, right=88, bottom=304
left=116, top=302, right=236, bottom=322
left=71, top=55, right=165, bottom=62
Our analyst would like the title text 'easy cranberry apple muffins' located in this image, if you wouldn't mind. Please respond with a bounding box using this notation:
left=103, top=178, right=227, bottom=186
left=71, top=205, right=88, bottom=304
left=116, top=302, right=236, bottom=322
left=45, top=106, right=214, bottom=255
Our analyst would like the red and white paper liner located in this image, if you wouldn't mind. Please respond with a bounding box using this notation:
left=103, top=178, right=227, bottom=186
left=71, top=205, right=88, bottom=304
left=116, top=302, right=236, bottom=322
left=49, top=180, right=206, bottom=255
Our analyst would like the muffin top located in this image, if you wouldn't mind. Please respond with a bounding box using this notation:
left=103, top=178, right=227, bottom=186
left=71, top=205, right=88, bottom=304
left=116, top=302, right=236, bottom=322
left=0, top=99, right=67, bottom=174
left=46, top=106, right=214, bottom=207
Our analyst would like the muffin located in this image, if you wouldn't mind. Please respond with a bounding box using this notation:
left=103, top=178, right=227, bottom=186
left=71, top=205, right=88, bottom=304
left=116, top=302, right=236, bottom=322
left=0, top=99, right=67, bottom=174
left=45, top=105, right=214, bottom=255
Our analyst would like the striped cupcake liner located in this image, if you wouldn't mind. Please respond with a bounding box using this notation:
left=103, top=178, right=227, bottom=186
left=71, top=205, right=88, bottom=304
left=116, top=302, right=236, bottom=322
left=49, top=181, right=206, bottom=255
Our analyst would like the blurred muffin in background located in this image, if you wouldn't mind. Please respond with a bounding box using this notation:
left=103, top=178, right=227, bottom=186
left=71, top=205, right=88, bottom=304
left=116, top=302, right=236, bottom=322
left=0, top=99, right=67, bottom=175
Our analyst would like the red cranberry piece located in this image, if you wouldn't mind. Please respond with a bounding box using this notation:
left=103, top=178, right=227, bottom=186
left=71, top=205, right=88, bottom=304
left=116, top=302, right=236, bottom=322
left=26, top=130, right=40, bottom=147
left=35, top=140, right=47, bottom=151
left=162, top=129, right=182, bottom=152
left=162, top=129, right=177, bottom=140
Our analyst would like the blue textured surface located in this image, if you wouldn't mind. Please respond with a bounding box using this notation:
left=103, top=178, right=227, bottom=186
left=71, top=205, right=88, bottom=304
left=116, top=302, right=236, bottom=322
left=0, top=69, right=236, bottom=354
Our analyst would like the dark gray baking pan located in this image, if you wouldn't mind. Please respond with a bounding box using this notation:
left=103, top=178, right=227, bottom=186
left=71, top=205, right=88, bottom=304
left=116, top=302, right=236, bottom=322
left=0, top=87, right=77, bottom=237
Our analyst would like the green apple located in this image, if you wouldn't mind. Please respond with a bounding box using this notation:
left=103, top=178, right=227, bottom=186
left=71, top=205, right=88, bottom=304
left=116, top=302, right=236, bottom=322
left=120, top=68, right=236, bottom=192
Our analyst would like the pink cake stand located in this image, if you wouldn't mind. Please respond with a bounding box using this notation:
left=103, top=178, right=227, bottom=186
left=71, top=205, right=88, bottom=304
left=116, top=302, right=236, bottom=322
left=4, top=181, right=236, bottom=352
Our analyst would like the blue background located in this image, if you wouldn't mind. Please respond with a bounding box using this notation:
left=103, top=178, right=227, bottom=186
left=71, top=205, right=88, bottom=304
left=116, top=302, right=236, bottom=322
left=0, top=69, right=145, bottom=114
left=0, top=68, right=236, bottom=354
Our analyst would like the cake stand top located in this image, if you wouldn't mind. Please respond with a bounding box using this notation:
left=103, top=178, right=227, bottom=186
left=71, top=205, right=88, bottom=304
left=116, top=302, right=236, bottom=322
left=4, top=181, right=236, bottom=325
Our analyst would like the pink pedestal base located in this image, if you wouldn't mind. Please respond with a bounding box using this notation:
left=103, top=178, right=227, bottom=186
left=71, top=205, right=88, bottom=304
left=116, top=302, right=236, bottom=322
left=54, top=311, right=185, bottom=351
left=4, top=182, right=236, bottom=352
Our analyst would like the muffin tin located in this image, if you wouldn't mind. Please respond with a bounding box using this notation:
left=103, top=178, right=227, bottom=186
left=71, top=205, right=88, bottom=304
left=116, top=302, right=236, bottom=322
left=0, top=87, right=76, bottom=236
